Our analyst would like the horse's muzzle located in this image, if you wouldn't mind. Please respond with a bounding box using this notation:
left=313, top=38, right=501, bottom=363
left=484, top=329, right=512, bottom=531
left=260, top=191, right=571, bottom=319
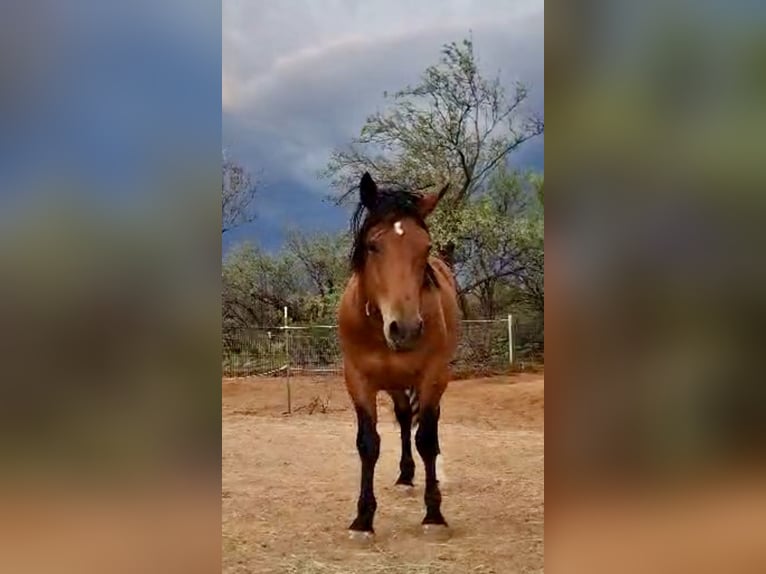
left=386, top=317, right=424, bottom=351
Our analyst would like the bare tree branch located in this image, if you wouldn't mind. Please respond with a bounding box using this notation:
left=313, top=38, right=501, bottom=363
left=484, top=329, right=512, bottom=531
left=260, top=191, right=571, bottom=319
left=222, top=154, right=258, bottom=234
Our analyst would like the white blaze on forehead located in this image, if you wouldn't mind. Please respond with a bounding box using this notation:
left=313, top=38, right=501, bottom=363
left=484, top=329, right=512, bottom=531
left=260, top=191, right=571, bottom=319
left=394, top=221, right=404, bottom=236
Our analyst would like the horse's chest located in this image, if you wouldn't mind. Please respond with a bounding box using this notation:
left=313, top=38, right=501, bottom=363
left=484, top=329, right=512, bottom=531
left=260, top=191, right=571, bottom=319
left=357, top=349, right=426, bottom=388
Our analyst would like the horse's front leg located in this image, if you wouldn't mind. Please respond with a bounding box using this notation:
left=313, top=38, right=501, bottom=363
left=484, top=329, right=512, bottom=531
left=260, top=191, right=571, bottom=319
left=416, top=402, right=447, bottom=527
left=390, top=390, right=415, bottom=486
left=348, top=400, right=380, bottom=536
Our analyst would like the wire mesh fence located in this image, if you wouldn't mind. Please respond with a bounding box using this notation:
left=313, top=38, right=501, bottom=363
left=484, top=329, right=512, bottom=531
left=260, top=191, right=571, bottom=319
left=223, top=315, right=542, bottom=378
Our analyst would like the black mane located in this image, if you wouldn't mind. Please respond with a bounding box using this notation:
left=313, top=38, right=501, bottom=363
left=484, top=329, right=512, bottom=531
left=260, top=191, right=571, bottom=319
left=349, top=187, right=428, bottom=272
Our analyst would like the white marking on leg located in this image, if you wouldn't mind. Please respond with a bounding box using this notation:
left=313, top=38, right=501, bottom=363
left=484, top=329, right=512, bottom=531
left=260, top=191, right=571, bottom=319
left=436, top=454, right=447, bottom=484
left=395, top=483, right=415, bottom=495
left=348, top=530, right=375, bottom=542
left=394, top=221, right=404, bottom=236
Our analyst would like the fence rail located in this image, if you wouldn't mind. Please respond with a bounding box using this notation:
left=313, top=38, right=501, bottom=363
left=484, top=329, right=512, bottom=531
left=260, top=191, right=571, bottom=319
left=223, top=315, right=542, bottom=378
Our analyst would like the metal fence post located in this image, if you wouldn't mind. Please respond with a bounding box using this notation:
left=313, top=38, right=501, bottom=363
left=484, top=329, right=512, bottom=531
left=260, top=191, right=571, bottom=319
left=507, top=314, right=514, bottom=368
left=284, top=306, right=292, bottom=414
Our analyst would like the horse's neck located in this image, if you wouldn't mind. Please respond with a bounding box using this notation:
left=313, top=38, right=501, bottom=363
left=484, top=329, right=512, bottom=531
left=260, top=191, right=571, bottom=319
left=428, top=255, right=456, bottom=289
left=345, top=273, right=384, bottom=338
left=348, top=273, right=366, bottom=313
left=357, top=276, right=378, bottom=319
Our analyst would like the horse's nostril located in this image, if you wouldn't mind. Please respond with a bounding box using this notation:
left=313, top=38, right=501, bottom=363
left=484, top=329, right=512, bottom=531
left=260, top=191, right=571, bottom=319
left=388, top=319, right=423, bottom=347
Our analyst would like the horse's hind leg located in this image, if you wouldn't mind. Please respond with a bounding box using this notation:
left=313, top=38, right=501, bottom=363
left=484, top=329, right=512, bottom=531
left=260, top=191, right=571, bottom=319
left=389, top=390, right=415, bottom=486
left=348, top=397, right=380, bottom=535
left=416, top=402, right=447, bottom=527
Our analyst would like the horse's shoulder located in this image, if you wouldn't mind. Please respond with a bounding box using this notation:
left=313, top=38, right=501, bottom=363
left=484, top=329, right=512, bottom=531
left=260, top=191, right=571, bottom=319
left=338, top=273, right=362, bottom=325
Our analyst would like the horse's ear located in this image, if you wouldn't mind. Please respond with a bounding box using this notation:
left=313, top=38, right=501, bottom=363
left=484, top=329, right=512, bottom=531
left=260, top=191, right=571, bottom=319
left=417, top=182, right=449, bottom=217
left=359, top=172, right=378, bottom=209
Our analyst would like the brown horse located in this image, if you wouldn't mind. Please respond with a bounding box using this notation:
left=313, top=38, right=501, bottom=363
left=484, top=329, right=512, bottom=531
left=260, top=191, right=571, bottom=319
left=337, top=172, right=460, bottom=539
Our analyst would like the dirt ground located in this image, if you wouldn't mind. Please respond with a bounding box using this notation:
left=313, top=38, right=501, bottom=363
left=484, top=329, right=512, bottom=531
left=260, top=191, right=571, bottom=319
left=222, top=373, right=544, bottom=574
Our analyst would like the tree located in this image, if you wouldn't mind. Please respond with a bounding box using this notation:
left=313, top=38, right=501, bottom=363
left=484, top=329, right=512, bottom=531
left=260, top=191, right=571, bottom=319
left=285, top=230, right=351, bottom=322
left=222, top=153, right=257, bottom=234
left=455, top=168, right=544, bottom=318
left=322, top=36, right=543, bottom=263
left=222, top=243, right=300, bottom=331
left=222, top=232, right=352, bottom=334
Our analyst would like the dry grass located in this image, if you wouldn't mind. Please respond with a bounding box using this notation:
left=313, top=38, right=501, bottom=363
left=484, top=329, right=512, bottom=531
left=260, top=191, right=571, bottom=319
left=222, top=374, right=543, bottom=574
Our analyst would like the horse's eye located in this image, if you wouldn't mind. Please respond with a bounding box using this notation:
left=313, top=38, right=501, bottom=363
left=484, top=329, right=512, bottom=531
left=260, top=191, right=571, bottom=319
left=367, top=242, right=379, bottom=253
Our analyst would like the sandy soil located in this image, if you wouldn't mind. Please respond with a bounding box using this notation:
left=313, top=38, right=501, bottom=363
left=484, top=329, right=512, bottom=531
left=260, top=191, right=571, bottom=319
left=222, top=373, right=543, bottom=574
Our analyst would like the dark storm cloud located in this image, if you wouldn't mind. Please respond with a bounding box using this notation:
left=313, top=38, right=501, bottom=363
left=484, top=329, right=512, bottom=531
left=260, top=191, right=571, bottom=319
left=223, top=0, right=543, bottom=194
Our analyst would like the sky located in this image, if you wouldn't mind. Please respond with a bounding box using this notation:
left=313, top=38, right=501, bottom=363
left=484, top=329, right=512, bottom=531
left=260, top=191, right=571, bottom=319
left=222, top=0, right=544, bottom=252
left=0, top=1, right=220, bottom=203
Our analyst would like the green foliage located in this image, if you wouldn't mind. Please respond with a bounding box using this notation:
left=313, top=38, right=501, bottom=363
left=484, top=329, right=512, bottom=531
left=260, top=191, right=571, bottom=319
left=222, top=232, right=352, bottom=336
left=285, top=229, right=352, bottom=324
left=454, top=168, right=544, bottom=318
left=222, top=243, right=302, bottom=330
left=286, top=230, right=349, bottom=295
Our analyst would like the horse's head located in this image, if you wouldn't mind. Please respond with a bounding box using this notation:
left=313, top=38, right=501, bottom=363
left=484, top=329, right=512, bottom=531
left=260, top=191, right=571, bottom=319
left=350, top=172, right=448, bottom=351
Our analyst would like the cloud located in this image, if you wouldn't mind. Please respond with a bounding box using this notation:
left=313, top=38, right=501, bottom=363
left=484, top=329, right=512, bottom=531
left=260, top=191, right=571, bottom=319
left=223, top=0, right=543, bottom=195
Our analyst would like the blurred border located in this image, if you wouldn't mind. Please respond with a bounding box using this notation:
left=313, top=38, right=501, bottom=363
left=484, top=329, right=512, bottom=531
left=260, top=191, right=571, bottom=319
left=547, top=0, right=766, bottom=572
left=0, top=2, right=222, bottom=573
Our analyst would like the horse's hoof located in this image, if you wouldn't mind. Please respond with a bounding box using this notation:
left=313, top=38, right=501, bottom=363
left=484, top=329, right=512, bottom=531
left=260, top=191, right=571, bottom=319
left=422, top=523, right=451, bottom=541
left=348, top=530, right=375, bottom=544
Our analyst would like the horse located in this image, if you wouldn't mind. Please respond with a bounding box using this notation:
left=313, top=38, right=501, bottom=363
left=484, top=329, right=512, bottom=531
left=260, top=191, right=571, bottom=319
left=337, top=172, right=460, bottom=539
